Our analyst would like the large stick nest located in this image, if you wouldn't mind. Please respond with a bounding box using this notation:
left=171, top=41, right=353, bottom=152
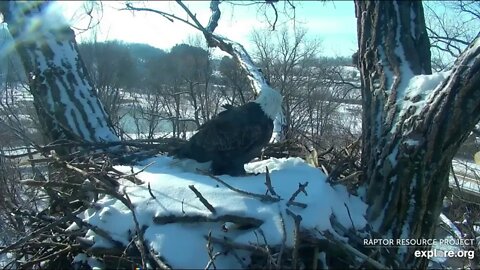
left=0, top=138, right=383, bottom=269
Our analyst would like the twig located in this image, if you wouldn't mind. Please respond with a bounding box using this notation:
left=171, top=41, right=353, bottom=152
left=286, top=208, right=302, bottom=269
left=148, top=182, right=157, bottom=199
left=109, top=164, right=146, bottom=184
left=205, top=231, right=221, bottom=270
left=181, top=199, right=186, bottom=214
left=189, top=185, right=217, bottom=214
left=287, top=201, right=307, bottom=209
left=199, top=169, right=280, bottom=202
left=124, top=191, right=148, bottom=269
left=147, top=248, right=172, bottom=270
left=0, top=207, right=85, bottom=255
left=20, top=245, right=74, bottom=269
left=121, top=161, right=156, bottom=179
left=267, top=1, right=278, bottom=30
left=358, top=248, right=380, bottom=269
left=344, top=203, right=356, bottom=230
left=53, top=157, right=135, bottom=209
left=257, top=228, right=278, bottom=268
left=21, top=179, right=111, bottom=196
left=326, top=161, right=350, bottom=183
left=101, top=254, right=138, bottom=268
left=176, top=0, right=279, bottom=101
left=264, top=167, right=278, bottom=197
left=450, top=163, right=463, bottom=194
left=335, top=171, right=362, bottom=184
left=320, top=163, right=329, bottom=175
left=319, top=229, right=389, bottom=269
left=206, top=0, right=221, bottom=32
left=207, top=235, right=270, bottom=255
left=286, top=182, right=308, bottom=208
left=319, top=145, right=334, bottom=157
left=71, top=215, right=125, bottom=249
left=153, top=214, right=263, bottom=228
left=276, top=210, right=287, bottom=269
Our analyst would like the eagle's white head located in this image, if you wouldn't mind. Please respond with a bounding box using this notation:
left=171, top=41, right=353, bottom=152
left=254, top=86, right=283, bottom=122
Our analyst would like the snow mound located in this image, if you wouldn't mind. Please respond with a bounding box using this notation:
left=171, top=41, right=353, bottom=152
left=403, top=71, right=450, bottom=99
left=78, top=156, right=367, bottom=269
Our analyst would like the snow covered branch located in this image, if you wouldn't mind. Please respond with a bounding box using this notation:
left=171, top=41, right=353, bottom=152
left=175, top=0, right=269, bottom=96
left=126, top=0, right=285, bottom=124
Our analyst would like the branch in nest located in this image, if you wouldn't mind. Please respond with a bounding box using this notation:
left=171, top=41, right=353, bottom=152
left=148, top=248, right=172, bottom=270
left=276, top=210, right=287, bottom=268
left=205, top=231, right=222, bottom=270
left=207, top=235, right=271, bottom=255
left=189, top=185, right=217, bottom=214
left=286, top=208, right=302, bottom=269
left=286, top=201, right=307, bottom=209
left=264, top=167, right=279, bottom=197
left=109, top=164, right=148, bottom=185
left=286, top=182, right=308, bottom=208
left=70, top=215, right=125, bottom=248
left=124, top=191, right=148, bottom=269
left=0, top=207, right=85, bottom=255
left=343, top=203, right=356, bottom=230
left=326, top=161, right=350, bottom=183
left=20, top=179, right=111, bottom=197
left=198, top=169, right=280, bottom=203
left=320, top=230, right=389, bottom=269
left=148, top=182, right=156, bottom=199
left=153, top=214, right=263, bottom=229
left=20, top=245, right=74, bottom=269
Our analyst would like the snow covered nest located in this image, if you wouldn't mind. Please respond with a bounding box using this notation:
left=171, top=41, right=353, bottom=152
left=70, top=156, right=368, bottom=269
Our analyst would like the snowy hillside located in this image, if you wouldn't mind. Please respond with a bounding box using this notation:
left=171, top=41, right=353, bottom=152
left=71, top=156, right=367, bottom=269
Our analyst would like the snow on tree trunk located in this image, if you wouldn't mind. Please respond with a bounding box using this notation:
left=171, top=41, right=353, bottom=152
left=356, top=0, right=480, bottom=268
left=0, top=1, right=119, bottom=146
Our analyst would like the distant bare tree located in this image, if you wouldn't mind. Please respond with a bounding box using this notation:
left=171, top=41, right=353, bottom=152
left=78, top=41, right=137, bottom=128
left=251, top=27, right=322, bottom=140
left=218, top=56, right=253, bottom=105
left=250, top=27, right=358, bottom=146
left=169, top=44, right=215, bottom=126
left=424, top=1, right=480, bottom=70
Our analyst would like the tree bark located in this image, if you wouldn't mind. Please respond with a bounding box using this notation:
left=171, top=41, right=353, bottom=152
left=0, top=1, right=119, bottom=147
left=356, top=0, right=480, bottom=268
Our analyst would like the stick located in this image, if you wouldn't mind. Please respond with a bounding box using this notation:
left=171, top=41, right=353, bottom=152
left=153, top=214, right=263, bottom=228
left=264, top=167, right=278, bottom=197
left=207, top=236, right=270, bottom=255
left=199, top=169, right=280, bottom=203
left=148, top=182, right=157, bottom=199
left=124, top=191, right=148, bottom=269
left=344, top=203, right=356, bottom=230
left=286, top=208, right=302, bottom=269
left=287, top=182, right=309, bottom=208
left=189, top=185, right=217, bottom=214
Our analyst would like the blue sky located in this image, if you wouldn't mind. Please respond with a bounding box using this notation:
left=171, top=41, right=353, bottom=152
left=57, top=1, right=358, bottom=57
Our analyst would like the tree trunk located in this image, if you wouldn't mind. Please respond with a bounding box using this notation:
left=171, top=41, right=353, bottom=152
left=0, top=1, right=119, bottom=147
left=356, top=0, right=480, bottom=268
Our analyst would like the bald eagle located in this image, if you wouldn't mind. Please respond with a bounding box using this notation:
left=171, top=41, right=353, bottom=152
left=172, top=87, right=283, bottom=176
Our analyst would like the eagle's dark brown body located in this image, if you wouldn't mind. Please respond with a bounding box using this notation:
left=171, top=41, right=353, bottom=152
left=173, top=102, right=274, bottom=176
